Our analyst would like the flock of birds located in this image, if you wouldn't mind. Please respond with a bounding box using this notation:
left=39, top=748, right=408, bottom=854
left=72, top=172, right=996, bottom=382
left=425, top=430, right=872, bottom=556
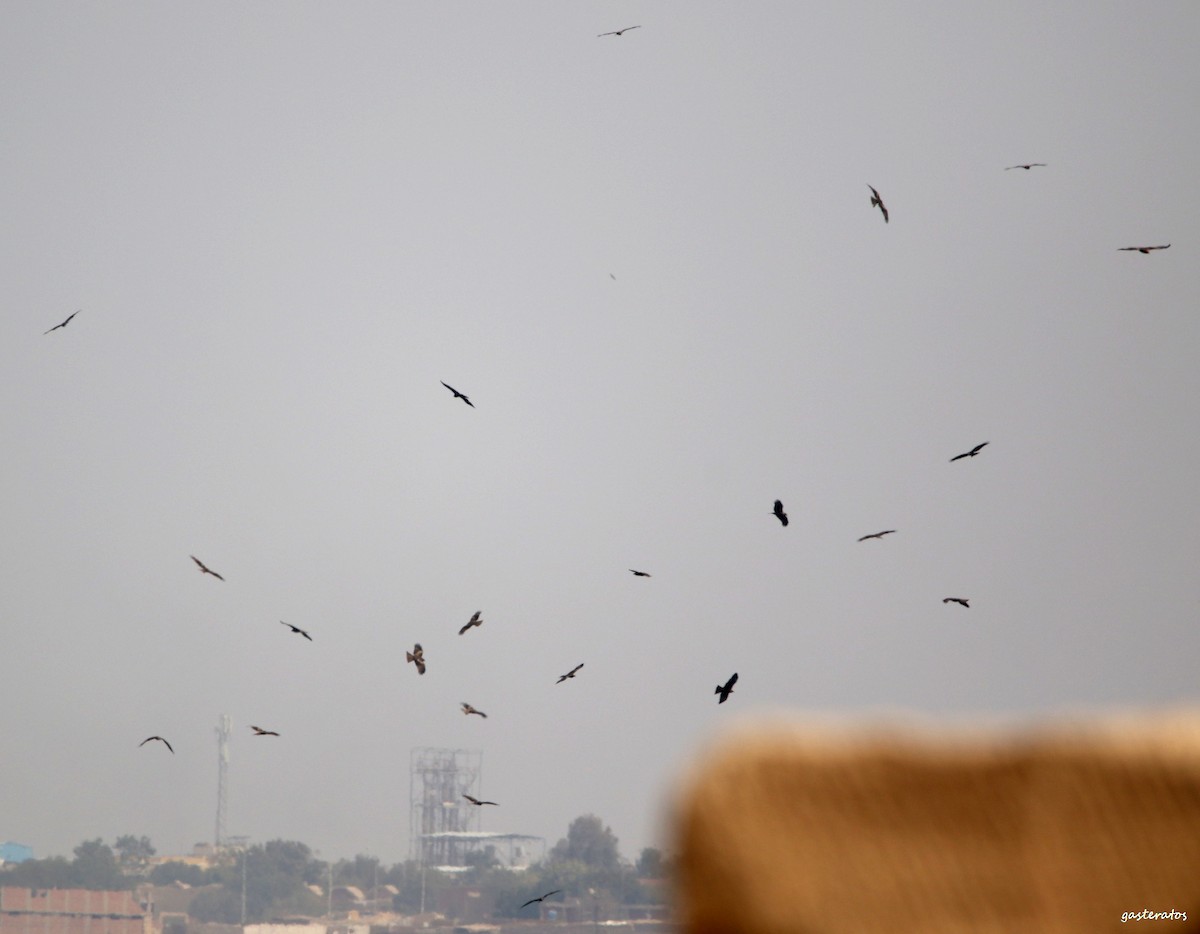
left=32, top=25, right=1176, bottom=903
left=40, top=158, right=1170, bottom=754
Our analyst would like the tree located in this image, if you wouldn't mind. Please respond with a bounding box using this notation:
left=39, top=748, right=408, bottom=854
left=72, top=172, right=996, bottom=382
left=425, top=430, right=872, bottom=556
left=71, top=839, right=127, bottom=890
left=635, top=847, right=663, bottom=878
left=114, top=835, right=156, bottom=869
left=548, top=814, right=621, bottom=871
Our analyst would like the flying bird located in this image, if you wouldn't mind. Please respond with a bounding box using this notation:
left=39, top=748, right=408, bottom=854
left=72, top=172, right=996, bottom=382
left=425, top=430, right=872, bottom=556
left=1119, top=244, right=1170, bottom=254
left=406, top=644, right=426, bottom=675
left=598, top=25, right=640, bottom=37
left=440, top=381, right=474, bottom=407
left=629, top=569, right=652, bottom=577
left=461, top=703, right=488, bottom=718
left=139, top=736, right=174, bottom=753
left=458, top=610, right=483, bottom=635
left=557, top=663, right=584, bottom=684
left=190, top=555, right=225, bottom=580
left=520, top=890, right=563, bottom=909
left=868, top=185, right=889, bottom=223
left=950, top=442, right=989, bottom=462
left=250, top=726, right=279, bottom=736
left=463, top=794, right=498, bottom=806
left=943, top=597, right=970, bottom=608
left=715, top=672, right=738, bottom=704
left=280, top=620, right=312, bottom=641
left=43, top=309, right=81, bottom=334
left=772, top=499, right=789, bottom=527
left=857, top=530, right=897, bottom=541
left=1005, top=163, right=1046, bottom=170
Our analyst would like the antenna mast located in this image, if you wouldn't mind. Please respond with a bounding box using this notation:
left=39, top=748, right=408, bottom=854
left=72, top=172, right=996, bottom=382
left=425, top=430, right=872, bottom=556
left=215, top=714, right=231, bottom=848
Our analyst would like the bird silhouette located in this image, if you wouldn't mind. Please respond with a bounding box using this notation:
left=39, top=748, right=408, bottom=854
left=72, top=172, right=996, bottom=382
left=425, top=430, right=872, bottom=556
left=520, top=890, right=563, bottom=909
left=950, top=442, right=989, bottom=462
left=1119, top=244, right=1170, bottom=254
left=772, top=499, right=789, bottom=527
left=629, top=569, right=652, bottom=577
left=598, top=26, right=640, bottom=37
left=715, top=672, right=738, bottom=704
left=43, top=310, right=80, bottom=334
left=461, top=703, right=488, bottom=718
left=190, top=555, right=225, bottom=580
left=868, top=185, right=889, bottom=223
left=463, top=794, right=498, bottom=806
left=440, top=381, right=474, bottom=407
left=458, top=611, right=483, bottom=635
left=280, top=620, right=312, bottom=641
left=557, top=663, right=584, bottom=684
left=1005, top=163, right=1046, bottom=170
left=857, top=530, right=897, bottom=541
left=250, top=726, right=279, bottom=736
left=139, top=736, right=173, bottom=753
left=943, top=597, right=970, bottom=608
left=407, top=644, right=426, bottom=675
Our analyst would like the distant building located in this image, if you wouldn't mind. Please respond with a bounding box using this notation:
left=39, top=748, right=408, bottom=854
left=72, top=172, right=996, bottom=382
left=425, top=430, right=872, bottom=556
left=0, top=887, right=149, bottom=934
left=0, top=842, right=33, bottom=864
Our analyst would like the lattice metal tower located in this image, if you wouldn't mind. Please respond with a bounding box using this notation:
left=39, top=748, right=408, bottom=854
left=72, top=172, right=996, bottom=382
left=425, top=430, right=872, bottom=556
left=215, top=714, right=232, bottom=849
left=409, top=747, right=483, bottom=865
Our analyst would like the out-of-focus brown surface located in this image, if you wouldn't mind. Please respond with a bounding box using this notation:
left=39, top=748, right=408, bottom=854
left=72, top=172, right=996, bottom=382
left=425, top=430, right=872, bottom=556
left=675, top=712, right=1200, bottom=934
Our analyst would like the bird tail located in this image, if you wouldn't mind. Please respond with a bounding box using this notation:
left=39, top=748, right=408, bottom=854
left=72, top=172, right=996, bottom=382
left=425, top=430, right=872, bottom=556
left=406, top=652, right=415, bottom=663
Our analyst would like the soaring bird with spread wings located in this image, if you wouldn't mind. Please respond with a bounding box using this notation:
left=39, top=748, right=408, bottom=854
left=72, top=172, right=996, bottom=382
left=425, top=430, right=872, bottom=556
left=280, top=621, right=312, bottom=641
left=943, top=597, right=970, bottom=608
left=1005, top=163, right=1046, bottom=170
left=858, top=530, right=896, bottom=542
left=459, top=611, right=483, bottom=635
left=190, top=555, right=225, bottom=580
left=772, top=499, right=789, bottom=527
left=629, top=569, right=652, bottom=577
left=598, top=25, right=640, bottom=37
left=520, top=890, right=563, bottom=909
left=250, top=726, right=280, bottom=736
left=461, top=703, right=487, bottom=718
left=140, top=735, right=174, bottom=753
left=44, top=310, right=81, bottom=334
left=868, top=185, right=889, bottom=223
left=1119, top=244, right=1170, bottom=254
left=407, top=644, right=426, bottom=675
left=950, top=442, right=988, bottom=462
left=463, top=794, right=498, bottom=806
left=715, top=672, right=738, bottom=704
left=557, top=663, right=584, bottom=684
left=440, top=381, right=474, bottom=407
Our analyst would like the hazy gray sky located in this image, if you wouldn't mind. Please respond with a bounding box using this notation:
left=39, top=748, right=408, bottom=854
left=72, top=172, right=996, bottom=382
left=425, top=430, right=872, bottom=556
left=3, top=2, right=1198, bottom=867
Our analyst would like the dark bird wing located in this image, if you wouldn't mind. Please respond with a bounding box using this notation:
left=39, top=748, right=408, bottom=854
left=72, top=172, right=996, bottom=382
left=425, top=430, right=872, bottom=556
left=557, top=663, right=584, bottom=682
left=464, top=794, right=480, bottom=805
left=191, top=555, right=225, bottom=580
left=44, top=310, right=80, bottom=334
left=725, top=672, right=738, bottom=691
left=868, top=185, right=889, bottom=222
left=459, top=610, right=482, bottom=635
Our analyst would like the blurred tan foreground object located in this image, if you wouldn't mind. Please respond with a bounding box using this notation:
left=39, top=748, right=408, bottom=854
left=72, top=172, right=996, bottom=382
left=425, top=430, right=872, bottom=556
left=675, top=711, right=1200, bottom=934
